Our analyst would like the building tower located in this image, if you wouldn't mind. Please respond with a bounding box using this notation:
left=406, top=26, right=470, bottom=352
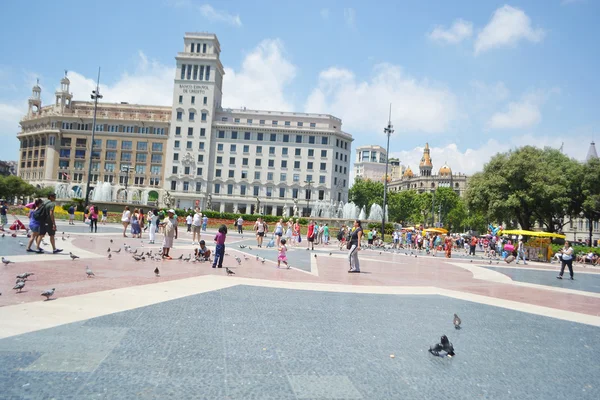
left=54, top=71, right=72, bottom=113
left=164, top=33, right=226, bottom=209
left=419, top=143, right=433, bottom=177
left=28, top=79, right=42, bottom=116
left=586, top=141, right=598, bottom=161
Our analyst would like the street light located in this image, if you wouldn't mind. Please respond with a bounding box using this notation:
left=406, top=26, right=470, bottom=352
left=304, top=179, right=313, bottom=217
left=121, top=165, right=133, bottom=191
left=382, top=105, right=394, bottom=241
left=84, top=67, right=102, bottom=208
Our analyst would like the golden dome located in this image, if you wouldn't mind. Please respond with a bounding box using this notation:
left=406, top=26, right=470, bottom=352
left=419, top=142, right=433, bottom=168
left=403, top=166, right=414, bottom=178
left=439, top=163, right=452, bottom=176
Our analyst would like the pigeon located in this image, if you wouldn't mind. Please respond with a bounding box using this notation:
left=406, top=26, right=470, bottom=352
left=183, top=254, right=191, bottom=262
left=1, top=233, right=4, bottom=237
left=248, top=246, right=252, bottom=250
left=256, top=256, right=260, bottom=261
left=178, top=254, right=183, bottom=260
left=243, top=255, right=249, bottom=261
left=154, top=267, right=160, bottom=277
left=15, top=278, right=25, bottom=284
left=314, top=254, right=317, bottom=258
left=108, top=253, right=112, bottom=259
left=86, top=266, right=95, bottom=277
left=13, top=281, right=25, bottom=292
left=2, top=257, right=14, bottom=265
left=41, top=288, right=55, bottom=300
left=329, top=252, right=332, bottom=256
left=107, top=247, right=111, bottom=253
left=235, top=256, right=242, bottom=265
left=429, top=335, right=455, bottom=357
left=19, top=241, right=24, bottom=246
left=114, top=248, right=121, bottom=254
left=261, top=257, right=266, bottom=264
left=226, top=267, right=235, bottom=276
left=61, top=236, right=66, bottom=241
left=110, top=239, right=113, bottom=243
left=133, top=255, right=142, bottom=262
left=239, top=245, right=246, bottom=249
left=453, top=314, right=461, bottom=330
left=16, top=272, right=34, bottom=280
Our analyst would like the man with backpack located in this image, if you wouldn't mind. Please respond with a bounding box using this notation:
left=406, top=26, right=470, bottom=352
left=35, top=193, right=62, bottom=254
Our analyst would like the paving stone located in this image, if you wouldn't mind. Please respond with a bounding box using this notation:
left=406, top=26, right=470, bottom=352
left=288, top=375, right=363, bottom=399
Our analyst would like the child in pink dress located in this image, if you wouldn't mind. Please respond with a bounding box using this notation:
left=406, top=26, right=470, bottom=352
left=277, top=239, right=290, bottom=269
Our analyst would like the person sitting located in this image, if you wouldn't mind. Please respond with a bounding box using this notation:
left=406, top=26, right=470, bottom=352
left=194, top=240, right=211, bottom=261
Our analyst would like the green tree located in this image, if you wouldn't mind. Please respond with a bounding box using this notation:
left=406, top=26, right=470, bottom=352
left=348, top=178, right=384, bottom=211
left=387, top=190, right=417, bottom=224
left=34, top=186, right=55, bottom=199
left=466, top=146, right=582, bottom=232
left=0, top=175, right=36, bottom=202
left=410, top=192, right=433, bottom=226
left=446, top=197, right=468, bottom=232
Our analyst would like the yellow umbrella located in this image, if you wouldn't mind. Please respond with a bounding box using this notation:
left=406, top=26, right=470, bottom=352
left=502, top=229, right=566, bottom=239
left=425, top=228, right=448, bottom=234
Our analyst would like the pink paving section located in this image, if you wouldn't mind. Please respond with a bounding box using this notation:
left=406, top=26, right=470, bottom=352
left=1, top=235, right=599, bottom=318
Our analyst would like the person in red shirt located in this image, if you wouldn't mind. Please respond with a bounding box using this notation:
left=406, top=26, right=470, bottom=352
left=307, top=220, right=315, bottom=250
left=469, top=236, right=478, bottom=256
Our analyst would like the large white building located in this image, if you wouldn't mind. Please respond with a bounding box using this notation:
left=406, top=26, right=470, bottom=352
left=164, top=33, right=352, bottom=216
left=354, top=145, right=402, bottom=182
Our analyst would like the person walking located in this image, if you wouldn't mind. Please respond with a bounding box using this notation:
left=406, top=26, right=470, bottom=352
left=348, top=220, right=363, bottom=273
left=186, top=213, right=193, bottom=232
left=469, top=235, right=477, bottom=256
left=557, top=241, right=575, bottom=280
left=89, top=204, right=98, bottom=233
left=254, top=217, right=268, bottom=247
left=148, top=209, right=157, bottom=244
left=323, top=223, right=330, bottom=245
left=237, top=215, right=244, bottom=235
left=192, top=210, right=202, bottom=244
left=307, top=220, right=316, bottom=251
left=277, top=238, right=290, bottom=269
left=25, top=199, right=44, bottom=253
left=121, top=206, right=131, bottom=237
left=161, top=209, right=178, bottom=259
left=201, top=214, right=208, bottom=232
left=0, top=200, right=8, bottom=231
left=131, top=209, right=142, bottom=238
left=286, top=219, right=293, bottom=244
left=293, top=219, right=301, bottom=246
left=516, top=237, right=528, bottom=265
left=36, top=193, right=62, bottom=254
left=444, top=235, right=453, bottom=258
left=68, top=204, right=75, bottom=225
left=274, top=218, right=284, bottom=248
left=212, top=224, right=227, bottom=268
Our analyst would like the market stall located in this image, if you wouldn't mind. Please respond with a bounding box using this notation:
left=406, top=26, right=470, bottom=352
left=502, top=229, right=566, bottom=262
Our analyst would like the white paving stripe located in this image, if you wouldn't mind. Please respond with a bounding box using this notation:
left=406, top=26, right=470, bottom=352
left=1, top=275, right=599, bottom=340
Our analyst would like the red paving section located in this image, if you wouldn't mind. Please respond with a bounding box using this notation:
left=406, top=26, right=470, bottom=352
left=1, top=234, right=599, bottom=318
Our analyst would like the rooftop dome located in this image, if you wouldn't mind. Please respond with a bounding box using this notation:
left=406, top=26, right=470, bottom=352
left=439, top=164, right=452, bottom=176
left=403, top=166, right=414, bottom=178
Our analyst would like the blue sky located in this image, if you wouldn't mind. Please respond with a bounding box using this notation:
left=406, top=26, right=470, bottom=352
left=1, top=0, right=598, bottom=177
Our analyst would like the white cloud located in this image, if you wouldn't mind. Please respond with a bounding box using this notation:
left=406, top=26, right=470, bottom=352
left=65, top=51, right=174, bottom=106
left=199, top=4, right=242, bottom=27
left=487, top=90, right=556, bottom=130
left=429, top=19, right=473, bottom=44
left=305, top=63, right=459, bottom=136
left=320, top=8, right=329, bottom=19
left=343, top=8, right=356, bottom=27
left=475, top=5, right=545, bottom=54
left=389, top=134, right=592, bottom=178
left=222, top=39, right=297, bottom=111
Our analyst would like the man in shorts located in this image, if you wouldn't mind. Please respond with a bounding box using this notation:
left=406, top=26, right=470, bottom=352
left=68, top=204, right=75, bottom=225
left=37, top=193, right=62, bottom=254
left=254, top=217, right=268, bottom=248
left=101, top=207, right=108, bottom=225
left=0, top=200, right=8, bottom=231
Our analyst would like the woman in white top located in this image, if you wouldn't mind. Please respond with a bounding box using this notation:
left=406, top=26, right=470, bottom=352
left=148, top=209, right=158, bottom=244
left=557, top=241, right=575, bottom=280
left=191, top=210, right=202, bottom=245
left=236, top=216, right=244, bottom=234
left=121, top=206, right=131, bottom=238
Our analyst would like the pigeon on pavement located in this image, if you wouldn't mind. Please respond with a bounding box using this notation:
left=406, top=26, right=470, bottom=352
left=154, top=267, right=160, bottom=277
left=453, top=314, right=461, bottom=330
left=69, top=252, right=80, bottom=260
left=178, top=254, right=183, bottom=260
left=261, top=257, right=266, bottom=264
left=16, top=272, right=34, bottom=280
left=429, top=335, right=455, bottom=357
left=110, top=239, right=113, bottom=243
left=107, top=247, right=111, bottom=253
left=226, top=267, right=235, bottom=276
left=86, top=266, right=95, bottom=278
left=183, top=254, right=191, bottom=262
left=114, top=248, right=121, bottom=253
left=19, top=241, right=24, bottom=246
left=41, top=288, right=55, bottom=300
left=13, top=281, right=25, bottom=292
left=108, top=253, right=112, bottom=259
left=235, top=256, right=241, bottom=265
left=2, top=257, right=14, bottom=265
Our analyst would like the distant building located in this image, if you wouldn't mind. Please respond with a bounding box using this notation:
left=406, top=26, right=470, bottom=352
left=586, top=140, right=598, bottom=161
left=354, top=145, right=390, bottom=182
left=0, top=161, right=16, bottom=176
left=388, top=143, right=469, bottom=196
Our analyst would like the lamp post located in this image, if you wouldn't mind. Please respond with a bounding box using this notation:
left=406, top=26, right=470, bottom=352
left=121, top=166, right=133, bottom=191
left=304, top=179, right=313, bottom=217
left=84, top=67, right=102, bottom=208
left=431, top=190, right=436, bottom=228
left=382, top=106, right=394, bottom=241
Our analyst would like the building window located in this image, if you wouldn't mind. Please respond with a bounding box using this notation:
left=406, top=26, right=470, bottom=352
left=282, top=148, right=288, bottom=155
left=234, top=118, right=240, bottom=123
left=205, top=66, right=211, bottom=80
left=176, top=111, right=182, bottom=121
left=218, top=131, right=225, bottom=139
left=272, top=121, right=278, bottom=126
left=199, top=128, right=205, bottom=137
left=174, top=140, right=180, bottom=149
left=193, top=65, right=198, bottom=80
left=318, top=190, right=325, bottom=200
left=214, top=183, right=220, bottom=194
left=199, top=142, right=205, bottom=150
left=297, top=122, right=303, bottom=127
left=201, top=112, right=207, bottom=121
left=229, top=157, right=235, bottom=165
left=259, top=120, right=265, bottom=125
left=269, top=147, right=276, bottom=155
left=191, top=95, right=195, bottom=104
left=294, top=161, right=300, bottom=169
left=320, top=163, right=326, bottom=171
left=293, top=174, right=300, bottom=182
left=307, top=162, right=313, bottom=170
left=256, top=146, right=262, bottom=154
left=183, top=181, right=189, bottom=191
left=310, top=122, right=316, bottom=128
left=242, top=158, right=248, bottom=166
left=257, top=133, right=263, bottom=141
left=230, top=144, right=236, bottom=152
left=240, top=185, right=246, bottom=195
left=283, top=134, right=289, bottom=143
left=270, top=133, right=277, bottom=142
left=231, top=131, right=238, bottom=140
left=321, top=150, right=327, bottom=157
left=292, top=188, right=298, bottom=198
left=215, top=169, right=222, bottom=177
left=136, top=153, right=147, bottom=163
left=243, top=145, right=250, bottom=153
left=175, top=127, right=181, bottom=136
left=241, top=171, right=248, bottom=179
left=226, top=184, right=233, bottom=195
left=197, top=155, right=203, bottom=162
left=203, top=96, right=208, bottom=105
left=172, top=166, right=178, bottom=174
left=188, top=127, right=194, bottom=136
left=319, top=175, right=326, bottom=184
left=295, top=148, right=301, bottom=156
left=322, top=137, right=328, bottom=145
left=308, top=149, right=314, bottom=157
left=228, top=170, right=235, bottom=178
left=281, top=160, right=287, bottom=168
left=280, top=173, right=287, bottom=181
left=189, top=112, right=195, bottom=121
left=199, top=65, right=204, bottom=80
left=279, top=188, right=286, bottom=198
left=254, top=172, right=261, bottom=180
left=244, top=132, right=251, bottom=140
left=216, top=156, right=223, bottom=164
left=187, top=141, right=193, bottom=150
left=171, top=181, right=177, bottom=190
left=197, top=167, right=203, bottom=175
left=180, top=65, right=186, bottom=80
left=151, top=154, right=162, bottom=163
left=173, top=153, right=179, bottom=161
left=203, top=43, right=207, bottom=53
left=268, top=160, right=274, bottom=168
left=255, top=159, right=262, bottom=167
left=309, top=136, right=315, bottom=144
left=266, top=187, right=272, bottom=197
left=253, top=186, right=260, bottom=196
left=151, top=165, right=161, bottom=175
left=196, top=182, right=202, bottom=192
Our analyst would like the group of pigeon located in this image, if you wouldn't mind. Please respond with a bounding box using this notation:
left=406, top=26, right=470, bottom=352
left=427, top=313, right=461, bottom=358
left=5, top=271, right=55, bottom=300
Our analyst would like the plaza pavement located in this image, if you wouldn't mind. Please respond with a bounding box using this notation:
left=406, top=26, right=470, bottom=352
left=1, top=218, right=599, bottom=399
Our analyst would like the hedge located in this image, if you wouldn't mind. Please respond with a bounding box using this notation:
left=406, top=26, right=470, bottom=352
left=158, top=209, right=309, bottom=225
